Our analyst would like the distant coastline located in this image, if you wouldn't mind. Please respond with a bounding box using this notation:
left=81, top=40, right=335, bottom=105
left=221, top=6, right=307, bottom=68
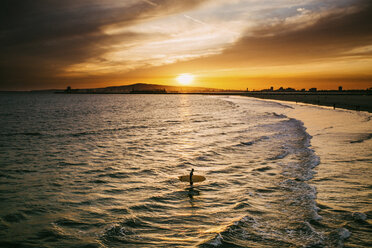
left=1, top=83, right=371, bottom=113
left=237, top=92, right=372, bottom=113
left=54, top=83, right=233, bottom=94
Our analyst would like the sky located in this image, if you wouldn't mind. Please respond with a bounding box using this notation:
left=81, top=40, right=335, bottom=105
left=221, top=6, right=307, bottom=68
left=1, top=0, right=372, bottom=91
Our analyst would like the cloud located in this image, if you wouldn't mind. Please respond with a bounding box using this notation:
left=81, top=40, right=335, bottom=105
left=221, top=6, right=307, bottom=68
left=1, top=0, right=371, bottom=90
left=0, top=0, right=208, bottom=89
left=219, top=1, right=372, bottom=65
left=118, top=0, right=372, bottom=86
left=165, top=1, right=372, bottom=68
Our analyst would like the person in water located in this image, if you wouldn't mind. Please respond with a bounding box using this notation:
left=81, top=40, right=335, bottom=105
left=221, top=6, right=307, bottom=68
left=189, top=168, right=194, bottom=186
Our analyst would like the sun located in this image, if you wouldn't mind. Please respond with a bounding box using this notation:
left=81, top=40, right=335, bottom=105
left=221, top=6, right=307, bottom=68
left=176, top=73, right=194, bottom=85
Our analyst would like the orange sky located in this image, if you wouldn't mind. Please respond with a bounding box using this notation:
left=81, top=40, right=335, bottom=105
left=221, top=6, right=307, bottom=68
left=1, top=0, right=372, bottom=90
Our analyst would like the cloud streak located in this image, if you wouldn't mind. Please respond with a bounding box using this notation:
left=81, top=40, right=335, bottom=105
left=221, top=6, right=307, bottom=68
left=0, top=0, right=208, bottom=89
left=221, top=1, right=372, bottom=65
left=120, top=0, right=372, bottom=89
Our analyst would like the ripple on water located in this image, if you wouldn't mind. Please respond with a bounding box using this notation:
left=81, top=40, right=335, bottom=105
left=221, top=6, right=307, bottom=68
left=103, top=188, right=126, bottom=194
left=55, top=217, right=92, bottom=230
left=252, top=166, right=273, bottom=172
left=105, top=172, right=130, bottom=179
left=33, top=227, right=71, bottom=243
left=107, top=207, right=130, bottom=215
left=1, top=94, right=370, bottom=247
left=89, top=179, right=107, bottom=184
left=2, top=212, right=27, bottom=223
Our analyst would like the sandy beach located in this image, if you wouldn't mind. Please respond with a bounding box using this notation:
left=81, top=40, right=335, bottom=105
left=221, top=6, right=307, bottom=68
left=240, top=92, right=372, bottom=113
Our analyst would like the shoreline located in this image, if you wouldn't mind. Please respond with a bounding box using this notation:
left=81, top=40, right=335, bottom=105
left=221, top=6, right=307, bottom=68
left=237, top=92, right=372, bottom=113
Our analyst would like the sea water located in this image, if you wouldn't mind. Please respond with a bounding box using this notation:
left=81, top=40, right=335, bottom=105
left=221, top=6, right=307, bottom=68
left=0, top=93, right=370, bottom=247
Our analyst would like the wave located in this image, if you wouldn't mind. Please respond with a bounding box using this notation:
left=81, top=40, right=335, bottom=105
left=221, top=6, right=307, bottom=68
left=0, top=132, right=43, bottom=136
left=234, top=135, right=270, bottom=148
left=272, top=112, right=288, bottom=118
left=201, top=215, right=326, bottom=247
left=0, top=125, right=150, bottom=138
left=252, top=166, right=273, bottom=172
left=268, top=150, right=289, bottom=160
left=68, top=125, right=149, bottom=137
left=2, top=212, right=27, bottom=223
left=350, top=133, right=372, bottom=144
left=201, top=215, right=296, bottom=247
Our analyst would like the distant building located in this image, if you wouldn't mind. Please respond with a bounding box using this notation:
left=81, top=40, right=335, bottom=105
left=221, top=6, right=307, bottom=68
left=309, top=88, right=317, bottom=92
left=338, top=86, right=343, bottom=91
left=65, top=86, right=72, bottom=93
left=276, top=87, right=295, bottom=92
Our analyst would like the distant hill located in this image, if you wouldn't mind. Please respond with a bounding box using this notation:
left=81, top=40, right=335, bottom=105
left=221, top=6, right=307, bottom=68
left=57, top=83, right=238, bottom=94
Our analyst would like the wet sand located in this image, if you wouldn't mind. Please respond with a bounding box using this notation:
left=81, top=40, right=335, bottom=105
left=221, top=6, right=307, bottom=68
left=241, top=92, right=372, bottom=113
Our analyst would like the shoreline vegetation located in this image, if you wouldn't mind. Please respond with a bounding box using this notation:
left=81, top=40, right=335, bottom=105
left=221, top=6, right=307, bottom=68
left=1, top=83, right=371, bottom=113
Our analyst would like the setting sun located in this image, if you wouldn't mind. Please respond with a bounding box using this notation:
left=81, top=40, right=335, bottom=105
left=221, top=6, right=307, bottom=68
left=176, top=73, right=194, bottom=85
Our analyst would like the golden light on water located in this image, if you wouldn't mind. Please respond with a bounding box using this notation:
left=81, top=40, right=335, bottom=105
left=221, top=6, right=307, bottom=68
left=176, top=74, right=194, bottom=85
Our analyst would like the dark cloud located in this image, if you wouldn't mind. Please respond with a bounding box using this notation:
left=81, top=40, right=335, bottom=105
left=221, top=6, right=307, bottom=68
left=0, top=0, right=207, bottom=90
left=202, top=0, right=372, bottom=67
left=125, top=0, right=372, bottom=80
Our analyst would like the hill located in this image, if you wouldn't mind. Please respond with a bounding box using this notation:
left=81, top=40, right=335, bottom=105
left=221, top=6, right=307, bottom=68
left=58, top=83, right=235, bottom=94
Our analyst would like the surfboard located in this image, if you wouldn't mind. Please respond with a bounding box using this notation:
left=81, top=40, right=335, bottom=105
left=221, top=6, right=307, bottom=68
left=179, top=175, right=206, bottom=183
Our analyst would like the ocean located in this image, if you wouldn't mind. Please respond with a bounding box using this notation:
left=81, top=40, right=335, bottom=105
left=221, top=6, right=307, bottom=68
left=0, top=93, right=371, bottom=248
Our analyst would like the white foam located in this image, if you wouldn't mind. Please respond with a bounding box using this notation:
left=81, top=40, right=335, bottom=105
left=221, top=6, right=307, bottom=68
left=352, top=212, right=367, bottom=221
left=312, top=211, right=323, bottom=221
left=338, top=228, right=351, bottom=239
left=206, top=233, right=223, bottom=247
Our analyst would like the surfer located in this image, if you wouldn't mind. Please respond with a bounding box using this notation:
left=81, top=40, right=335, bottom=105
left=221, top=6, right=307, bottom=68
left=189, top=168, right=194, bottom=186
